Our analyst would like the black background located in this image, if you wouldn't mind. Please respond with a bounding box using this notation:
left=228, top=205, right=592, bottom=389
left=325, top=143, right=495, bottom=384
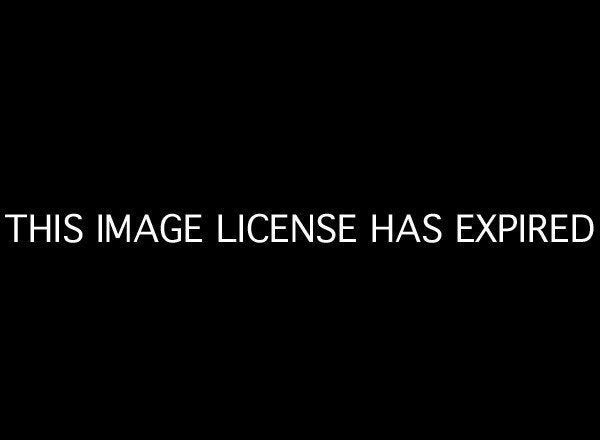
left=1, top=6, right=597, bottom=434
